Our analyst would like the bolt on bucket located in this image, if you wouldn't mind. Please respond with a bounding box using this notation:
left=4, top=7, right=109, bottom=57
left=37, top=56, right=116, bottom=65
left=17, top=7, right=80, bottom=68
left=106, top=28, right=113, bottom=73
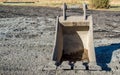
left=53, top=3, right=96, bottom=67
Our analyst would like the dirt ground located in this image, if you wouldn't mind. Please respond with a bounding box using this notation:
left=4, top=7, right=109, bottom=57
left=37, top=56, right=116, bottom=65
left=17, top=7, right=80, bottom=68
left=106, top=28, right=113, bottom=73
left=0, top=5, right=120, bottom=75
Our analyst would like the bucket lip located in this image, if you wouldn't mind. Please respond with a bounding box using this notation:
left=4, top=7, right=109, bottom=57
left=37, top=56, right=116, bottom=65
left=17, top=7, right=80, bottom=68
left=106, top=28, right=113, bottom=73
left=59, top=16, right=91, bottom=27
left=59, top=16, right=92, bottom=22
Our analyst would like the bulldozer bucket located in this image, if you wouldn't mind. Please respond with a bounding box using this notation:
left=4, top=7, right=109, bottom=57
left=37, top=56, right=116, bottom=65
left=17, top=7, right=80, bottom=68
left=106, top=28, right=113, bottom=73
left=53, top=3, right=96, bottom=67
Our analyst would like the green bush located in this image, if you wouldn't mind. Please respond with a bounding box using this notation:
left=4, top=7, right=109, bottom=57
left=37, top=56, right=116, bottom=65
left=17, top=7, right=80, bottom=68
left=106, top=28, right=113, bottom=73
left=90, top=0, right=110, bottom=9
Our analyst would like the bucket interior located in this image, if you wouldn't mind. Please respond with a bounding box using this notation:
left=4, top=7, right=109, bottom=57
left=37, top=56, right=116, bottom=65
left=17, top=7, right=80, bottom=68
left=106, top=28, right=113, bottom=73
left=61, top=25, right=89, bottom=62
left=53, top=16, right=92, bottom=64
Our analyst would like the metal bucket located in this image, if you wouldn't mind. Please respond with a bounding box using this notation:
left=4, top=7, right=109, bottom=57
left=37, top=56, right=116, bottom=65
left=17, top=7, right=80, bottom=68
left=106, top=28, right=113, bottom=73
left=53, top=3, right=96, bottom=67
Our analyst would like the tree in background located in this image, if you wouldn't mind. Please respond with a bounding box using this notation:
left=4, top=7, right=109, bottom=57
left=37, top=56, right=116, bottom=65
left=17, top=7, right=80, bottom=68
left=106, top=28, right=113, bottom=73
left=89, top=0, right=110, bottom=8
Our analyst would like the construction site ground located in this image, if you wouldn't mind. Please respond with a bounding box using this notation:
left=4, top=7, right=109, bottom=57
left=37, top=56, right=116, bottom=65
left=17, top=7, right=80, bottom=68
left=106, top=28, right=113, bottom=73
left=0, top=5, right=120, bottom=75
